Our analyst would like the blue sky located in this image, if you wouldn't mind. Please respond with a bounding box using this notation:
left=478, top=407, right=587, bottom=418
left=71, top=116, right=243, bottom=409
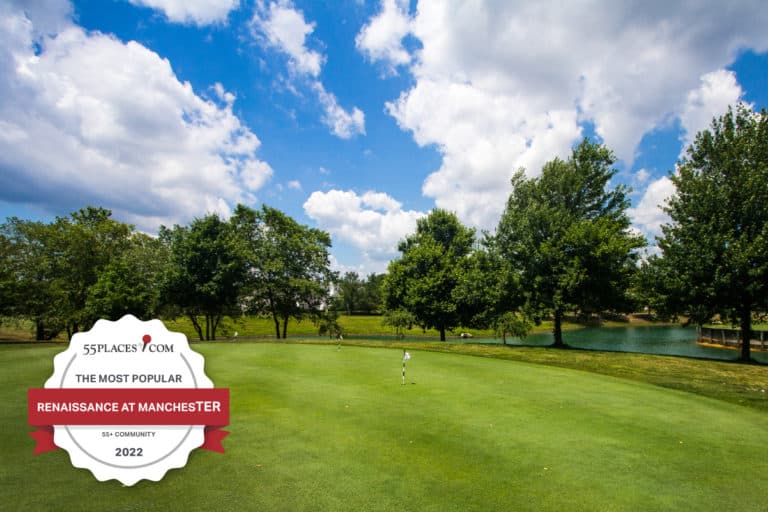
left=1, top=1, right=767, bottom=274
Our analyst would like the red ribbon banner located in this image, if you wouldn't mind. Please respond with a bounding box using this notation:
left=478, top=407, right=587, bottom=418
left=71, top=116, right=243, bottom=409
left=28, top=388, right=230, bottom=454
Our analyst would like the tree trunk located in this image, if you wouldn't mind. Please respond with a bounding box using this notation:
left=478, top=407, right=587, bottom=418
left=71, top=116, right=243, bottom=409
left=439, top=326, right=446, bottom=341
left=189, top=314, right=203, bottom=340
left=212, top=314, right=221, bottom=341
left=272, top=311, right=280, bottom=339
left=552, top=309, right=565, bottom=348
left=205, top=315, right=210, bottom=341
left=36, top=320, right=45, bottom=341
left=282, top=316, right=288, bottom=339
left=739, top=305, right=752, bottom=363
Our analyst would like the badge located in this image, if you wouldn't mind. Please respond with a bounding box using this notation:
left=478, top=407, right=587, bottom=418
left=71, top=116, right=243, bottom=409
left=28, top=315, right=229, bottom=485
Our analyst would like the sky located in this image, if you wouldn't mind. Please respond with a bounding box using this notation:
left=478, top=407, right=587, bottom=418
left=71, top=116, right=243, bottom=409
left=1, top=0, right=767, bottom=274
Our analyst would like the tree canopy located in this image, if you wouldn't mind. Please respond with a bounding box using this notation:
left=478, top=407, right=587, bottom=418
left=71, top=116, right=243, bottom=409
left=496, top=139, right=645, bottom=346
left=0, top=207, right=134, bottom=339
left=653, top=104, right=768, bottom=361
left=383, top=209, right=476, bottom=341
left=160, top=213, right=245, bottom=340
left=231, top=204, right=335, bottom=339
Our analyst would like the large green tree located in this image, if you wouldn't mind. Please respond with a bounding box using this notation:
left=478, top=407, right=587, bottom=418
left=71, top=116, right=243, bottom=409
left=85, top=233, right=168, bottom=321
left=55, top=207, right=133, bottom=336
left=160, top=214, right=245, bottom=340
left=383, top=209, right=475, bottom=341
left=231, top=204, right=334, bottom=339
left=496, top=139, right=645, bottom=347
left=655, top=104, right=768, bottom=362
left=453, top=235, right=525, bottom=338
left=0, top=207, right=134, bottom=339
left=0, top=218, right=63, bottom=339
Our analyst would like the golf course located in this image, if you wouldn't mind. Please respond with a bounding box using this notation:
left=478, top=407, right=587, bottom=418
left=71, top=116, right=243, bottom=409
left=4, top=340, right=768, bottom=511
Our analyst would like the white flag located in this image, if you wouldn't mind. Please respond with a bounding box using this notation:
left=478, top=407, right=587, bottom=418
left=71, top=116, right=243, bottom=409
left=403, top=351, right=411, bottom=361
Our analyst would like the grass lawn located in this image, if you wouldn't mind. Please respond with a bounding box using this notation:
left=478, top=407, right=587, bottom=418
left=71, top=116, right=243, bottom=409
left=3, top=341, right=768, bottom=511
left=1, top=313, right=671, bottom=342
left=160, top=314, right=587, bottom=341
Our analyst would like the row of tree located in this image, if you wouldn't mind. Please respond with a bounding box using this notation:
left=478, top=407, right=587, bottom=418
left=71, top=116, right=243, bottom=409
left=382, top=140, right=644, bottom=344
left=0, top=205, right=336, bottom=341
left=1, top=105, right=765, bottom=360
left=383, top=104, right=768, bottom=361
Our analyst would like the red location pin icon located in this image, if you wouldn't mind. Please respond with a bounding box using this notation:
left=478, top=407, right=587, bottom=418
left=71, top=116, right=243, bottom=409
left=142, top=334, right=152, bottom=352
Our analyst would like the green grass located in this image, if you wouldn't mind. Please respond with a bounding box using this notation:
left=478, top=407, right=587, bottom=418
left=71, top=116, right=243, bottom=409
left=3, top=341, right=768, bottom=511
left=160, top=314, right=586, bottom=341
left=1, top=313, right=673, bottom=342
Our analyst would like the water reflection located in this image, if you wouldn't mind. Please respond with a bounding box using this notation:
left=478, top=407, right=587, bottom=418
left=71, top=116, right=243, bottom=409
left=389, top=326, right=768, bottom=363
left=496, top=326, right=767, bottom=363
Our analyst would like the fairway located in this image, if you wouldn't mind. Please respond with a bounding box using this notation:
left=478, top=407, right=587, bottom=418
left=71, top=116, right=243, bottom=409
left=3, top=343, right=768, bottom=511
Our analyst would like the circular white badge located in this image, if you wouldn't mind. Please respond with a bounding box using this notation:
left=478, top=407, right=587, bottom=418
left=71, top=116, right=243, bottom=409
left=41, top=315, right=223, bottom=486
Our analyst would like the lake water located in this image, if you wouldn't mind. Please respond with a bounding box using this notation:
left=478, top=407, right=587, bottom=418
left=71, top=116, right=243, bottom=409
left=382, top=326, right=768, bottom=363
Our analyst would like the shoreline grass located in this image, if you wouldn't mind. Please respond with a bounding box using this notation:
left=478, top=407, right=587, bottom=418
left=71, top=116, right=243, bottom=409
left=1, top=313, right=680, bottom=342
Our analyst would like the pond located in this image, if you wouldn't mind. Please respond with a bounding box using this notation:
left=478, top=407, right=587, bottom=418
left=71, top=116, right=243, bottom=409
left=373, top=325, right=768, bottom=363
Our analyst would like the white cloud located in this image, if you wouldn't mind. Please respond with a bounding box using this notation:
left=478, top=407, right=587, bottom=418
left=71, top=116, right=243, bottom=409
left=250, top=0, right=323, bottom=77
left=314, top=82, right=366, bottom=139
left=250, top=1, right=365, bottom=139
left=287, top=179, right=302, bottom=190
left=679, top=69, right=744, bottom=155
left=0, top=4, right=271, bottom=231
left=628, top=176, right=676, bottom=240
left=127, top=0, right=239, bottom=26
left=212, top=82, right=236, bottom=105
left=363, top=0, right=768, bottom=231
left=387, top=79, right=580, bottom=228
left=355, top=0, right=412, bottom=72
left=303, top=189, right=425, bottom=268
left=634, top=168, right=651, bottom=184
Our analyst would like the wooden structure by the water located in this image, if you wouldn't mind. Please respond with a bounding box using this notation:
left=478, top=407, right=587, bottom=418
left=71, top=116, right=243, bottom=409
left=697, top=326, right=768, bottom=351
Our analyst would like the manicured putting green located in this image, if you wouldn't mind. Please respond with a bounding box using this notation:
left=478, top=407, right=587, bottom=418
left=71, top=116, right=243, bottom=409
left=2, top=343, right=767, bottom=511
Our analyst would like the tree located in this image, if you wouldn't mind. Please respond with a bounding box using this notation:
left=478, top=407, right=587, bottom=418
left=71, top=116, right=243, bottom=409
left=53, top=207, right=134, bottom=337
left=316, top=306, right=343, bottom=339
left=0, top=219, right=63, bottom=339
left=85, top=233, right=168, bottom=321
left=493, top=311, right=531, bottom=345
left=656, top=104, right=768, bottom=362
left=360, top=273, right=385, bottom=314
left=381, top=309, right=415, bottom=339
left=232, top=205, right=335, bottom=339
left=383, top=209, right=475, bottom=341
left=335, top=272, right=363, bottom=315
left=452, top=235, right=524, bottom=333
left=0, top=207, right=134, bottom=339
left=160, top=214, right=245, bottom=341
left=334, top=272, right=385, bottom=315
left=496, top=139, right=645, bottom=347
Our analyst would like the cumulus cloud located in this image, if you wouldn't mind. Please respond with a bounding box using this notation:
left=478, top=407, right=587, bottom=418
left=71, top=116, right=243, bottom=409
left=387, top=79, right=580, bottom=227
left=628, top=176, right=676, bottom=240
left=314, top=82, right=366, bottom=139
left=679, top=69, right=744, bottom=155
left=250, top=0, right=323, bottom=76
left=0, top=3, right=272, bottom=231
left=360, top=0, right=768, bottom=231
left=251, top=0, right=365, bottom=138
left=303, top=189, right=425, bottom=268
left=127, top=0, right=239, bottom=26
left=355, top=0, right=412, bottom=72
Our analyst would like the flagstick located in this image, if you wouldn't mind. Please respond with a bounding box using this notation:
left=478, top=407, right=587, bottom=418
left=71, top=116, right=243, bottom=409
left=402, top=348, right=410, bottom=385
